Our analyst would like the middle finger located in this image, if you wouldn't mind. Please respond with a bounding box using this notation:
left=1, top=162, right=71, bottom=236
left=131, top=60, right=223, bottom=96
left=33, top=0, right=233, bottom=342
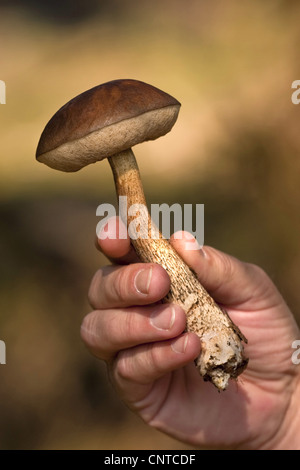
left=88, top=263, right=170, bottom=309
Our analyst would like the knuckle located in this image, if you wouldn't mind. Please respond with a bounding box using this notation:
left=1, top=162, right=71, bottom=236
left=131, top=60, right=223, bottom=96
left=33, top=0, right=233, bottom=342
left=109, top=265, right=139, bottom=304
left=113, top=343, right=164, bottom=385
left=113, top=267, right=130, bottom=303
left=80, top=312, right=97, bottom=343
left=247, top=262, right=267, bottom=280
left=102, top=310, right=124, bottom=350
left=115, top=351, right=134, bottom=382
left=219, top=252, right=235, bottom=280
left=88, top=269, right=103, bottom=307
left=122, top=309, right=136, bottom=338
left=148, top=344, right=163, bottom=374
left=246, top=263, right=277, bottom=299
left=80, top=313, right=108, bottom=361
left=80, top=312, right=102, bottom=351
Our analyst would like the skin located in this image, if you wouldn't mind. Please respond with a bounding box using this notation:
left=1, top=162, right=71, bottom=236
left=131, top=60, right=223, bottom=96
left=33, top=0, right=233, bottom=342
left=81, top=217, right=300, bottom=450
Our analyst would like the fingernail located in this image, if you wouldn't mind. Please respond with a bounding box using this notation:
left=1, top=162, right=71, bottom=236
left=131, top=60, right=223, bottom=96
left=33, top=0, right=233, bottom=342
left=171, top=335, right=188, bottom=354
left=134, top=267, right=152, bottom=294
left=150, top=306, right=176, bottom=331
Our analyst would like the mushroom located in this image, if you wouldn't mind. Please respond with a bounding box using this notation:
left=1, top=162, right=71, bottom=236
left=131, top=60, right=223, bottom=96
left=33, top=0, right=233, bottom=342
left=36, top=79, right=248, bottom=390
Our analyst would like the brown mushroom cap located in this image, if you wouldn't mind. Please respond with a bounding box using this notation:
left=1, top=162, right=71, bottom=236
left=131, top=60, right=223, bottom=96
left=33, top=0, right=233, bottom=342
left=36, top=79, right=181, bottom=172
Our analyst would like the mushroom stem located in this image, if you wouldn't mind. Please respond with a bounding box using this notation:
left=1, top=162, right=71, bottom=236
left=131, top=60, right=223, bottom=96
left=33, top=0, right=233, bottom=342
left=108, top=149, right=248, bottom=390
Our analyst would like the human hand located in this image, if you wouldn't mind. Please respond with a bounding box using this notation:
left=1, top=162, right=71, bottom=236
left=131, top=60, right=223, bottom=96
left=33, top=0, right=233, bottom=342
left=81, top=217, right=300, bottom=449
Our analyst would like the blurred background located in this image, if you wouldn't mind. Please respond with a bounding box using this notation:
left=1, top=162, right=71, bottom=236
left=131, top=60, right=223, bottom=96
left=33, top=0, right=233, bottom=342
left=0, top=0, right=300, bottom=449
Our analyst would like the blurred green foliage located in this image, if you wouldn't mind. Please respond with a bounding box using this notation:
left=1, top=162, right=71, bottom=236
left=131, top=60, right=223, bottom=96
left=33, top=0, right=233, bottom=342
left=0, top=0, right=299, bottom=449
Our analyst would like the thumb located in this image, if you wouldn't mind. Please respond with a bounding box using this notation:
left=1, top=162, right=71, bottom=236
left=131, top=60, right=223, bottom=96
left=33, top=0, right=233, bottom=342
left=170, top=232, right=281, bottom=311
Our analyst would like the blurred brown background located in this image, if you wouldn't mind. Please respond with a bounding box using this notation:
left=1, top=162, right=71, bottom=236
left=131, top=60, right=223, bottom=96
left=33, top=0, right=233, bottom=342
left=0, top=0, right=299, bottom=450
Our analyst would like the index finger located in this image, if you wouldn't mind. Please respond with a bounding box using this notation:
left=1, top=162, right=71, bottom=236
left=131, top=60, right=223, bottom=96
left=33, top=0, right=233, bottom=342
left=96, top=216, right=139, bottom=265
